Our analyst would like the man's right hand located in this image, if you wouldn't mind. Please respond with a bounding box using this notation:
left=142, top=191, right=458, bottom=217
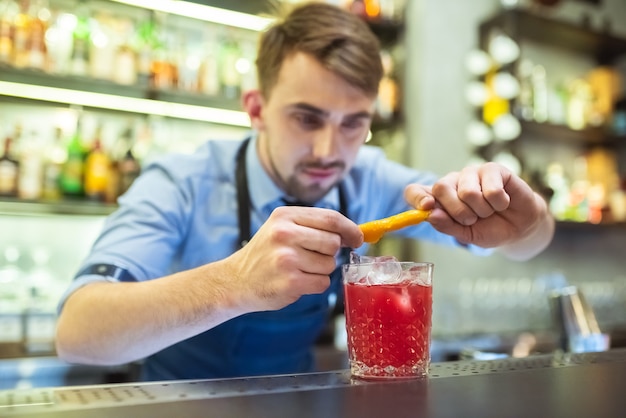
left=223, top=206, right=363, bottom=312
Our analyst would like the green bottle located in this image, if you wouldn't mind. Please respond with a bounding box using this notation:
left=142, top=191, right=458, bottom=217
left=60, top=120, right=85, bottom=197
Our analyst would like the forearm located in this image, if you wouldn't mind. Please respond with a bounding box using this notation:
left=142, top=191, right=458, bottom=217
left=497, top=193, right=555, bottom=262
left=55, top=260, right=245, bottom=365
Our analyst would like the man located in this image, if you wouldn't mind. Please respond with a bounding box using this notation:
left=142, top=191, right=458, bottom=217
left=55, top=2, right=554, bottom=381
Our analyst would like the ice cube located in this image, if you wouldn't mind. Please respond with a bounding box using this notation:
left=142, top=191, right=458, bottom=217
left=349, top=251, right=361, bottom=264
left=373, top=255, right=398, bottom=264
left=367, top=259, right=403, bottom=285
left=349, top=251, right=376, bottom=265
left=406, top=265, right=432, bottom=286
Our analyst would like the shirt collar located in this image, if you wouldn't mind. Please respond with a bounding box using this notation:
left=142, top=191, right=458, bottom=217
left=246, top=134, right=341, bottom=214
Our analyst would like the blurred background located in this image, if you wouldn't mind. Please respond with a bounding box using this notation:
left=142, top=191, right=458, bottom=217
left=1, top=0, right=625, bottom=388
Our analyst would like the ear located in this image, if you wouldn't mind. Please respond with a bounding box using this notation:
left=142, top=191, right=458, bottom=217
left=242, top=90, right=265, bottom=131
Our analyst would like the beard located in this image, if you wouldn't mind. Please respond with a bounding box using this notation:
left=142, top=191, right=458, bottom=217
left=260, top=132, right=347, bottom=204
left=283, top=160, right=346, bottom=204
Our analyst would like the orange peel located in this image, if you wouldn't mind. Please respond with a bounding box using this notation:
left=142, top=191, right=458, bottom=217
left=359, top=209, right=431, bottom=244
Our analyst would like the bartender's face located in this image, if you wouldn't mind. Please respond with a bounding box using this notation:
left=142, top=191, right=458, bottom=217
left=245, top=51, right=375, bottom=204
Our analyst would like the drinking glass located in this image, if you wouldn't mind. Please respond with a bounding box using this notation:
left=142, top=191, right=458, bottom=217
left=342, top=261, right=434, bottom=379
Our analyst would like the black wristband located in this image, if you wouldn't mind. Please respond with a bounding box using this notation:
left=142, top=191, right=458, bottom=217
left=76, top=264, right=137, bottom=282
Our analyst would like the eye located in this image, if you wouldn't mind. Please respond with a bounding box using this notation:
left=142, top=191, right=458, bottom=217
left=292, top=112, right=323, bottom=130
left=341, top=117, right=366, bottom=130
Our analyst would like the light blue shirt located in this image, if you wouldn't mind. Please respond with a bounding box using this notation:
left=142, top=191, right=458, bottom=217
left=59, top=134, right=489, bottom=380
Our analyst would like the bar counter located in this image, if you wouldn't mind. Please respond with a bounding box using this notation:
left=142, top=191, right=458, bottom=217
left=3, top=348, right=626, bottom=417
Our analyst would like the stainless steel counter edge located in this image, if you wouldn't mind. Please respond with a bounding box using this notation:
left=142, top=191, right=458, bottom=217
left=3, top=348, right=626, bottom=417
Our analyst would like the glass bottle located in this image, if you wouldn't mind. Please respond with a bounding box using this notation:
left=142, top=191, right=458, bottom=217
left=198, top=27, right=219, bottom=96
left=117, top=127, right=140, bottom=197
left=60, top=119, right=85, bottom=197
left=238, top=37, right=257, bottom=92
left=0, top=128, right=20, bottom=197
left=0, top=0, right=18, bottom=64
left=11, top=0, right=30, bottom=68
left=17, top=129, right=43, bottom=200
left=25, top=0, right=48, bottom=70
left=176, top=31, right=200, bottom=92
left=149, top=13, right=173, bottom=90
left=44, top=9, right=74, bottom=74
left=41, top=126, right=66, bottom=201
left=218, top=30, right=242, bottom=99
left=84, top=125, right=110, bottom=202
left=88, top=11, right=115, bottom=80
left=531, top=64, right=549, bottom=123
left=70, top=1, right=91, bottom=76
left=112, top=17, right=137, bottom=85
left=134, top=12, right=158, bottom=86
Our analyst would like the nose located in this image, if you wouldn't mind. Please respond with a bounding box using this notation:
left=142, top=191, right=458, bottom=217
left=312, top=125, right=337, bottom=160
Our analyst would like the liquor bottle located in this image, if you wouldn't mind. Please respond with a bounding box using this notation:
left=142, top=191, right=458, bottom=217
left=17, top=129, right=43, bottom=200
left=587, top=66, right=621, bottom=127
left=198, top=27, right=219, bottom=96
left=112, top=17, right=137, bottom=85
left=25, top=0, right=48, bottom=70
left=60, top=119, right=85, bottom=197
left=151, top=41, right=173, bottom=90
left=149, top=13, right=174, bottom=90
left=44, top=8, right=73, bottom=74
left=176, top=32, right=200, bottom=92
left=0, top=0, right=18, bottom=63
left=238, top=38, right=257, bottom=92
left=70, top=1, right=91, bottom=76
left=134, top=12, right=158, bottom=86
left=531, top=64, right=549, bottom=123
left=89, top=12, right=115, bottom=81
left=566, top=78, right=592, bottom=130
left=514, top=59, right=534, bottom=121
left=11, top=0, right=30, bottom=68
left=0, top=129, right=20, bottom=197
left=41, top=126, right=66, bottom=201
left=118, top=147, right=140, bottom=197
left=218, top=30, right=242, bottom=99
left=116, top=126, right=141, bottom=197
left=83, top=126, right=110, bottom=202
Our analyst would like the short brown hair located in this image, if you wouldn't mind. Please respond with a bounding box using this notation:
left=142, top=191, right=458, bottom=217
left=256, top=2, right=383, bottom=99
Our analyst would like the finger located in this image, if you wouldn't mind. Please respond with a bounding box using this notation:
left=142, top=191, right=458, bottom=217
left=272, top=248, right=335, bottom=296
left=477, top=162, right=512, bottom=212
left=404, top=184, right=435, bottom=210
left=431, top=172, right=478, bottom=226
left=275, top=206, right=363, bottom=249
left=272, top=243, right=338, bottom=276
left=289, top=272, right=331, bottom=296
left=268, top=216, right=343, bottom=257
left=426, top=213, right=474, bottom=244
left=490, top=163, right=539, bottom=213
left=457, top=165, right=497, bottom=218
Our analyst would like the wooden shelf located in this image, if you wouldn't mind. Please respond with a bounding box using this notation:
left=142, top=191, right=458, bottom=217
left=518, top=121, right=625, bottom=147
left=479, top=8, right=626, bottom=64
left=0, top=198, right=117, bottom=217
left=0, top=64, right=242, bottom=112
left=556, top=220, right=626, bottom=228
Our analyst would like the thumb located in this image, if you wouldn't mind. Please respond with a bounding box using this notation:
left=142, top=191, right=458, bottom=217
left=404, top=184, right=435, bottom=210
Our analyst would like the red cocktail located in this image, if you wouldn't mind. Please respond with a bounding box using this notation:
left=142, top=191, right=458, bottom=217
left=343, top=262, right=433, bottom=379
